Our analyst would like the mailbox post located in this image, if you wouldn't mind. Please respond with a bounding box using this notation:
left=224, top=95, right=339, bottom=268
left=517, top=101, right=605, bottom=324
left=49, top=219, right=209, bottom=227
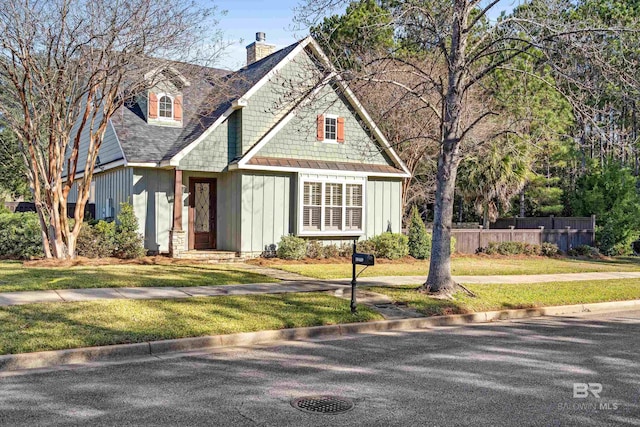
left=351, top=240, right=357, bottom=314
left=350, top=239, right=375, bottom=314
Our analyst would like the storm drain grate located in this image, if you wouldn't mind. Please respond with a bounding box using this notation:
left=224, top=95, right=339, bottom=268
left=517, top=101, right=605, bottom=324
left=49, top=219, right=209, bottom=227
left=291, top=395, right=354, bottom=415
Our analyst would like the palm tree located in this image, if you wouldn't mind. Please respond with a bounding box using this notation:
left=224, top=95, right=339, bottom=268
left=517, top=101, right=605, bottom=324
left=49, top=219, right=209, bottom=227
left=458, top=139, right=532, bottom=228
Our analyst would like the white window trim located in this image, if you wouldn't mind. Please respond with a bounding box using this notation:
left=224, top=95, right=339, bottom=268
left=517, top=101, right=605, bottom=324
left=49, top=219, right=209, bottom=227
left=157, top=93, right=174, bottom=121
left=298, top=175, right=366, bottom=237
left=323, top=114, right=339, bottom=144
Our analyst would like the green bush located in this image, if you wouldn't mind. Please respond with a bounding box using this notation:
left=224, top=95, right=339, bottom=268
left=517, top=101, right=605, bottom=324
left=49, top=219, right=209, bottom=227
left=408, top=206, right=431, bottom=259
left=484, top=241, right=542, bottom=256
left=338, top=242, right=353, bottom=257
left=277, top=235, right=307, bottom=260
left=322, top=244, right=340, bottom=258
left=523, top=243, right=542, bottom=256
left=541, top=242, right=560, bottom=257
left=598, top=223, right=634, bottom=256
left=76, top=220, right=116, bottom=258
left=0, top=212, right=43, bottom=259
left=568, top=244, right=600, bottom=257
left=570, top=161, right=640, bottom=255
left=370, top=232, right=409, bottom=260
left=356, top=238, right=377, bottom=255
left=113, top=202, right=145, bottom=259
left=306, top=240, right=324, bottom=259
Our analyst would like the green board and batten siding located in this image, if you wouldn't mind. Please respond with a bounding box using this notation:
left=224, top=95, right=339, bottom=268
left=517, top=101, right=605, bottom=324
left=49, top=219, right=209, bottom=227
left=67, top=167, right=133, bottom=221
left=132, top=168, right=173, bottom=253
left=217, top=172, right=242, bottom=252
left=367, top=178, right=402, bottom=237
left=240, top=172, right=293, bottom=254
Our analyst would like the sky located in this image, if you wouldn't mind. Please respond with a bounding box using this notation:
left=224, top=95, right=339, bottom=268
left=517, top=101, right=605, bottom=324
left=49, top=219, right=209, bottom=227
left=213, top=0, right=520, bottom=70
left=214, top=0, right=306, bottom=70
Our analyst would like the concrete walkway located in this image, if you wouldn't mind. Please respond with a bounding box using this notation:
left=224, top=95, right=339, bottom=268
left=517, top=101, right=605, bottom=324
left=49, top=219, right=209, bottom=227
left=2, top=270, right=640, bottom=308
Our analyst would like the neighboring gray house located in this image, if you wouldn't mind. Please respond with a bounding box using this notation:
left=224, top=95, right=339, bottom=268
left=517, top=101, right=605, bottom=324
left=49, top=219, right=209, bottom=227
left=69, top=35, right=410, bottom=259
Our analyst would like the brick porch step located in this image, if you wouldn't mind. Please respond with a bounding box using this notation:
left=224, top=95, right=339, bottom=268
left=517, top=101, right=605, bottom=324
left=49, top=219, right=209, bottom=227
left=176, top=250, right=244, bottom=263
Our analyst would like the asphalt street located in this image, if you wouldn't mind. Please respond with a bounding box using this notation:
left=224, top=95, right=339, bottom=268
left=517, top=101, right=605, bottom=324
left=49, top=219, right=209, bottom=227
left=0, top=310, right=639, bottom=426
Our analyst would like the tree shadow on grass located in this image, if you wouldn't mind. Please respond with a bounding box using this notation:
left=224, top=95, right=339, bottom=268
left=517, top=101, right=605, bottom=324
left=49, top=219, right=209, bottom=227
left=0, top=293, right=380, bottom=355
left=0, top=264, right=277, bottom=292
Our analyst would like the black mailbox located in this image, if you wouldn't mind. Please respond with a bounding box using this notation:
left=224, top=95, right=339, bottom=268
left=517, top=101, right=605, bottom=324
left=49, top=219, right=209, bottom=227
left=352, top=253, right=375, bottom=266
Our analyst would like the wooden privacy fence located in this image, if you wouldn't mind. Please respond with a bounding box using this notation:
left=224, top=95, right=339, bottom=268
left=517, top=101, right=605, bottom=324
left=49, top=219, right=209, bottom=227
left=491, top=215, right=596, bottom=230
left=449, top=227, right=596, bottom=254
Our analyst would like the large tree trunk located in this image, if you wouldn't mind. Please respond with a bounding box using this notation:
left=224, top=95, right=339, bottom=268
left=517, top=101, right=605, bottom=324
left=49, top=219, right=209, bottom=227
left=422, top=143, right=460, bottom=294
left=419, top=0, right=468, bottom=296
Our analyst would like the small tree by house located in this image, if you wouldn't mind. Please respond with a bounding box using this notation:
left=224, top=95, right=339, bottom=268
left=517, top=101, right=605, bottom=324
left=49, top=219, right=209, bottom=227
left=408, top=206, right=431, bottom=259
left=114, top=202, right=146, bottom=259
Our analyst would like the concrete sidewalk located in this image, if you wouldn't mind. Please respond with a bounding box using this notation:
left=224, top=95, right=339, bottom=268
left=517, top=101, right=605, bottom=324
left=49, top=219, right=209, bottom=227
left=2, top=270, right=640, bottom=307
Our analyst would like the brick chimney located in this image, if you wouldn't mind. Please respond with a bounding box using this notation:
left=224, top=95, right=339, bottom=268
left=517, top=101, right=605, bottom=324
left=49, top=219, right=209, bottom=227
left=246, top=32, right=276, bottom=65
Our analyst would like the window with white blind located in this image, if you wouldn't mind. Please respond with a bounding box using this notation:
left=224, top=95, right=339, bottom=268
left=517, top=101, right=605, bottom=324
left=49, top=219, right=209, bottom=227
left=300, top=179, right=364, bottom=235
left=303, top=182, right=322, bottom=231
left=324, top=183, right=343, bottom=230
left=345, top=184, right=363, bottom=230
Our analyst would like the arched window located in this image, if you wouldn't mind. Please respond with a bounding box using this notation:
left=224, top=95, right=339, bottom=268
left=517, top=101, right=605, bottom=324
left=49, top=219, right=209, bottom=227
left=158, top=95, right=173, bottom=118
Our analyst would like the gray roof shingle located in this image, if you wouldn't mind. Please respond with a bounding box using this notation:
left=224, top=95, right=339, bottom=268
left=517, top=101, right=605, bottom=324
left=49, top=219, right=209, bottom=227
left=111, top=41, right=301, bottom=164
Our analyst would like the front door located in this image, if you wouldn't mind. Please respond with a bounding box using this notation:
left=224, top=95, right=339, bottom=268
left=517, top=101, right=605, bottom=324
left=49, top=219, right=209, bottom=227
left=189, top=178, right=216, bottom=250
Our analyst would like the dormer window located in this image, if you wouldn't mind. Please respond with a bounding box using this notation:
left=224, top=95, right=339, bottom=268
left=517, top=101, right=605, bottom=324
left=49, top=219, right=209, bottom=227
left=148, top=91, right=183, bottom=126
left=159, top=95, right=173, bottom=119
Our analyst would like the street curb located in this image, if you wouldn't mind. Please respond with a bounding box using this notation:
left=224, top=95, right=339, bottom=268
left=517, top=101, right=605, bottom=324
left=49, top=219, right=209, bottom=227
left=2, top=299, right=639, bottom=371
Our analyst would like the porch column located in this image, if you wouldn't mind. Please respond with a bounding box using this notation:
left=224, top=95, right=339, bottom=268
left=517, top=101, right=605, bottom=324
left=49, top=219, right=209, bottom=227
left=173, top=169, right=183, bottom=231
left=171, top=169, right=186, bottom=258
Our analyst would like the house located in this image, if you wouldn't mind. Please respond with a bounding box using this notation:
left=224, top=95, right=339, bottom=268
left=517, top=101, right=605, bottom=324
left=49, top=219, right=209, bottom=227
left=68, top=34, right=411, bottom=259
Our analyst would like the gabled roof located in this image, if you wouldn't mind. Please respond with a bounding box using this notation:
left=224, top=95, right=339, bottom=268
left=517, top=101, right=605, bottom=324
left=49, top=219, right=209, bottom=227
left=233, top=37, right=411, bottom=177
left=110, top=41, right=301, bottom=164
left=110, top=37, right=410, bottom=177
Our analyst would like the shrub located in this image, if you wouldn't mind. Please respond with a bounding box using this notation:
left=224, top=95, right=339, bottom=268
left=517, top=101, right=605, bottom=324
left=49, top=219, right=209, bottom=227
left=408, top=206, right=431, bottom=259
left=568, top=244, right=600, bottom=257
left=0, top=212, right=43, bottom=259
left=483, top=241, right=543, bottom=256
left=338, top=242, right=353, bottom=258
left=541, top=242, right=560, bottom=257
left=277, top=235, right=307, bottom=260
left=523, top=243, right=542, bottom=256
left=570, top=161, right=640, bottom=255
left=371, top=232, right=409, bottom=260
left=113, top=202, right=145, bottom=259
left=356, top=238, right=377, bottom=255
left=306, top=240, right=324, bottom=259
left=76, top=220, right=116, bottom=258
left=322, top=244, right=340, bottom=258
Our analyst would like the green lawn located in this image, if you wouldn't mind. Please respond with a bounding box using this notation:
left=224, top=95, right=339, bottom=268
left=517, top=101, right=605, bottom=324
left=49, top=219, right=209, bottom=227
left=367, top=279, right=640, bottom=316
left=271, top=256, right=640, bottom=279
left=0, top=261, right=278, bottom=292
left=0, top=293, right=381, bottom=355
